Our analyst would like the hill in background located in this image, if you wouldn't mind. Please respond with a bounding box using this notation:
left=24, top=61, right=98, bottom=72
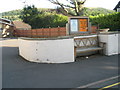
left=0, top=7, right=115, bottom=21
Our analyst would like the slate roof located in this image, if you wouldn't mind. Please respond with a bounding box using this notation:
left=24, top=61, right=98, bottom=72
left=113, top=1, right=120, bottom=11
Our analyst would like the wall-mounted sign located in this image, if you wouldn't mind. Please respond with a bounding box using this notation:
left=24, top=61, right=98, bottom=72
left=79, top=19, right=88, bottom=32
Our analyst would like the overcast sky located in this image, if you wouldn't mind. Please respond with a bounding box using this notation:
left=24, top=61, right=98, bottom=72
left=0, top=0, right=119, bottom=13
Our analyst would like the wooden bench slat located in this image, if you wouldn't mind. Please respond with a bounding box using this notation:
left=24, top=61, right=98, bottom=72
left=76, top=47, right=103, bottom=53
left=74, top=36, right=105, bottom=57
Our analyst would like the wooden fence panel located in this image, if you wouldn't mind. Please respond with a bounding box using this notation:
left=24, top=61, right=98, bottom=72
left=14, top=27, right=66, bottom=38
left=91, top=26, right=98, bottom=33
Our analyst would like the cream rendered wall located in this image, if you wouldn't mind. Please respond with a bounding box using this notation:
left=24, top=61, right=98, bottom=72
left=98, top=33, right=119, bottom=55
left=118, top=34, right=120, bottom=54
left=74, top=35, right=97, bottom=39
left=19, top=38, right=74, bottom=63
left=19, top=39, right=38, bottom=61
left=108, top=34, right=118, bottom=55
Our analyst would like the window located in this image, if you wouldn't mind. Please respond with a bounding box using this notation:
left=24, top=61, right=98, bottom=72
left=70, top=19, right=78, bottom=32
left=117, top=8, right=120, bottom=12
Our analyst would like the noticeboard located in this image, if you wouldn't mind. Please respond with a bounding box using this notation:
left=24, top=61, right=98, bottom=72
left=69, top=17, right=89, bottom=34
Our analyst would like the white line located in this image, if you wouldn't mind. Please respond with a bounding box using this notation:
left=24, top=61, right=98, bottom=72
left=76, top=75, right=120, bottom=88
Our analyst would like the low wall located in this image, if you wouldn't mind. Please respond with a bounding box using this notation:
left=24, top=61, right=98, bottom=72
left=98, top=33, right=120, bottom=55
left=19, top=37, right=74, bottom=63
left=118, top=34, right=120, bottom=54
left=18, top=33, right=119, bottom=63
left=19, top=35, right=99, bottom=63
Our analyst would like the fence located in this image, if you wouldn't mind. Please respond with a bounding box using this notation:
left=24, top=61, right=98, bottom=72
left=14, top=27, right=66, bottom=38
left=91, top=26, right=98, bottom=33
left=14, top=26, right=97, bottom=38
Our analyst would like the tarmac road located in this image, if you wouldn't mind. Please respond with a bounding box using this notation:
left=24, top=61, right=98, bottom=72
left=2, top=38, right=119, bottom=88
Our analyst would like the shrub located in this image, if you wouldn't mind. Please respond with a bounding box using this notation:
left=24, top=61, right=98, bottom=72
left=30, top=13, right=68, bottom=29
left=89, top=12, right=120, bottom=30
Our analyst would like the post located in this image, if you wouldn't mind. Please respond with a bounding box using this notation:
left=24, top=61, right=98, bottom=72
left=58, top=26, right=60, bottom=36
left=23, top=30, right=24, bottom=37
left=31, top=29, right=32, bottom=38
left=36, top=29, right=38, bottom=38
left=88, top=22, right=91, bottom=34
left=49, top=27, right=51, bottom=37
left=94, top=22, right=99, bottom=35
left=42, top=28, right=44, bottom=38
left=66, top=23, right=69, bottom=36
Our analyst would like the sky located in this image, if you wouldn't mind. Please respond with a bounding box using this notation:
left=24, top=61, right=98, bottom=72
left=0, top=0, right=119, bottom=13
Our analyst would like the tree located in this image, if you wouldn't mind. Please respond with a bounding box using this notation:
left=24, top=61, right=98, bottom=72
left=19, top=5, right=39, bottom=25
left=48, top=0, right=86, bottom=16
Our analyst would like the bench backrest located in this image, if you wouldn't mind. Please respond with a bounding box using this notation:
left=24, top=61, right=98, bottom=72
left=74, top=36, right=99, bottom=48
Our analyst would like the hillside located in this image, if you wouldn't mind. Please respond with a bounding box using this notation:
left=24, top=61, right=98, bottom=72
left=0, top=7, right=115, bottom=21
left=0, top=9, right=22, bottom=21
left=83, top=7, right=115, bottom=16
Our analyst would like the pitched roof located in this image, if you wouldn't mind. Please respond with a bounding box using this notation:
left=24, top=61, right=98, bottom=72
left=113, top=1, right=120, bottom=10
left=0, top=18, right=14, bottom=26
left=13, top=21, right=31, bottom=30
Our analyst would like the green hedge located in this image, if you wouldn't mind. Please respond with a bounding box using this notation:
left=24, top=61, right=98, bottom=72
left=89, top=12, right=120, bottom=30
left=27, top=13, right=68, bottom=29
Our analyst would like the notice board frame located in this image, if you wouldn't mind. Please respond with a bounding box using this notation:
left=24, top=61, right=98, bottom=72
left=68, top=16, right=90, bottom=35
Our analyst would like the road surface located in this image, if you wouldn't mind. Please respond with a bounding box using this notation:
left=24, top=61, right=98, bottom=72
left=2, top=38, right=119, bottom=88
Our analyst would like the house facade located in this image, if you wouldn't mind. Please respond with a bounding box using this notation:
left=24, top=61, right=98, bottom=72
left=113, top=1, right=120, bottom=12
left=0, top=18, right=14, bottom=37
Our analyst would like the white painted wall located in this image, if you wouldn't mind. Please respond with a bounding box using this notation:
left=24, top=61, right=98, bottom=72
left=19, top=38, right=74, bottom=63
left=74, top=35, right=97, bottom=39
left=98, top=33, right=119, bottom=55
left=118, top=34, right=120, bottom=54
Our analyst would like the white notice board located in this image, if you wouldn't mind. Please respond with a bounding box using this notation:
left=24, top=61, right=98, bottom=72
left=70, top=19, right=78, bottom=32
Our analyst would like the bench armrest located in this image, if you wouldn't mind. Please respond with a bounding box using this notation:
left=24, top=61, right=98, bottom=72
left=99, top=42, right=106, bottom=48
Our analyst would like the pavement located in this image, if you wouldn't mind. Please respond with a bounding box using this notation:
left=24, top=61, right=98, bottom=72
left=1, top=38, right=120, bottom=88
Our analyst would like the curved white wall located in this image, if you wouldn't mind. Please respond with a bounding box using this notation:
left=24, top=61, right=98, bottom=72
left=19, top=38, right=74, bottom=63
left=119, top=34, right=120, bottom=54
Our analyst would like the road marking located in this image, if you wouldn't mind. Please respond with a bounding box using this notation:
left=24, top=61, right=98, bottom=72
left=76, top=75, right=120, bottom=88
left=98, top=82, right=120, bottom=90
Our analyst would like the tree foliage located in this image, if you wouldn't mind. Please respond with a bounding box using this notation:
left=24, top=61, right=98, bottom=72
left=19, top=5, right=39, bottom=24
left=31, top=13, right=68, bottom=28
left=19, top=5, right=68, bottom=29
left=90, top=12, right=120, bottom=30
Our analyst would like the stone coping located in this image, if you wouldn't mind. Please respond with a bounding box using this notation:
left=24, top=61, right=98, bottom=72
left=99, top=31, right=120, bottom=35
left=19, top=32, right=119, bottom=40
left=19, top=36, right=73, bottom=40
left=19, top=34, right=97, bottom=40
